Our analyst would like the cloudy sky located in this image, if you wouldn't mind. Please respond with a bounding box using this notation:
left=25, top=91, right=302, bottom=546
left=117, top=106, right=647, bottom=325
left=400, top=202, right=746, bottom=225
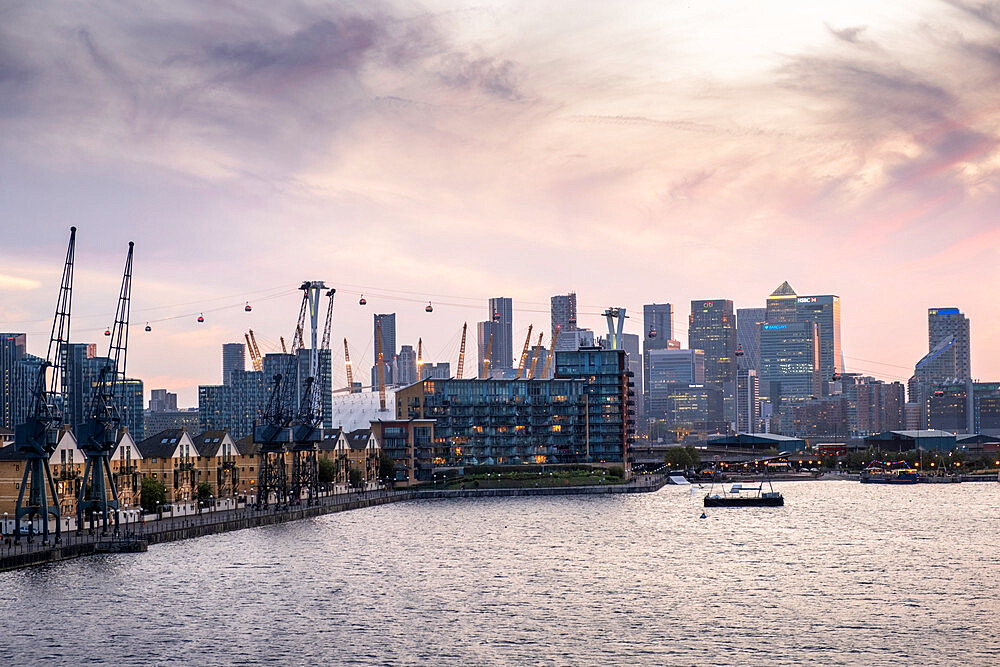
left=2, top=0, right=999, bottom=405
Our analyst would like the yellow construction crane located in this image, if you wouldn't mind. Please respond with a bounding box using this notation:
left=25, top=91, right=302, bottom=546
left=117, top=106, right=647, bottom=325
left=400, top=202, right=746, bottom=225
left=343, top=338, right=354, bottom=391
left=247, top=329, right=263, bottom=371
left=417, top=337, right=423, bottom=380
left=456, top=322, right=467, bottom=379
left=543, top=326, right=560, bottom=378
left=515, top=325, right=533, bottom=379
left=527, top=331, right=544, bottom=379
left=280, top=336, right=288, bottom=354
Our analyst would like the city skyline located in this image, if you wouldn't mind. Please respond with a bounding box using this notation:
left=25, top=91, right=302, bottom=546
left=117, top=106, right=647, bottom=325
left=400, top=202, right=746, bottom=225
left=1, top=1, right=999, bottom=404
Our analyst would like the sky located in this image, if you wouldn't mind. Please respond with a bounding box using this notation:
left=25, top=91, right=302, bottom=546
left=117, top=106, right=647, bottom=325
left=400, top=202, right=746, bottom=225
left=1, top=0, right=999, bottom=406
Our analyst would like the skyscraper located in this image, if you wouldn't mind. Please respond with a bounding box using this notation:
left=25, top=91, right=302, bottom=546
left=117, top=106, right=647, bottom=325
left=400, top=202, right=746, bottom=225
left=642, top=303, right=675, bottom=421
left=736, top=307, right=765, bottom=373
left=689, top=299, right=737, bottom=423
left=643, top=303, right=674, bottom=345
left=736, top=369, right=760, bottom=433
left=550, top=293, right=578, bottom=342
left=765, top=281, right=798, bottom=324
left=795, top=295, right=842, bottom=390
left=372, top=313, right=396, bottom=388
left=477, top=320, right=499, bottom=378
left=222, top=343, right=245, bottom=385
left=759, top=321, right=821, bottom=404
left=0, top=333, right=28, bottom=429
left=928, top=308, right=970, bottom=380
left=397, top=345, right=418, bottom=386
left=488, top=297, right=514, bottom=371
left=764, top=283, right=842, bottom=395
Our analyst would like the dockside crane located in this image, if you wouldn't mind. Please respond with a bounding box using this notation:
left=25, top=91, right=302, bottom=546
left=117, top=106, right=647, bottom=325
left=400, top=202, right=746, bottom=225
left=527, top=332, right=544, bottom=380
left=76, top=241, right=133, bottom=535
left=515, top=325, right=533, bottom=379
left=13, top=227, right=76, bottom=544
left=254, top=290, right=309, bottom=509
left=456, top=322, right=467, bottom=379
left=344, top=338, right=355, bottom=390
left=290, top=284, right=332, bottom=506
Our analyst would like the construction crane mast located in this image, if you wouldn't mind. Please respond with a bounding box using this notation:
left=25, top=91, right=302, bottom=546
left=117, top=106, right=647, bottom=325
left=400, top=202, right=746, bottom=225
left=456, top=322, right=467, bottom=379
left=246, top=330, right=263, bottom=371
left=515, top=325, right=533, bottom=379
left=417, top=338, right=423, bottom=381
left=343, top=338, right=355, bottom=391
left=527, top=332, right=544, bottom=380
left=543, top=326, right=560, bottom=379
left=76, top=241, right=133, bottom=535
left=13, top=227, right=75, bottom=544
left=481, top=331, right=493, bottom=379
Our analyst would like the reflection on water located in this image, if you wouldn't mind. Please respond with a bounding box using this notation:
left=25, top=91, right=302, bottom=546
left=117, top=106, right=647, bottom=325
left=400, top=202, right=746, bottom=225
left=2, top=482, right=1000, bottom=665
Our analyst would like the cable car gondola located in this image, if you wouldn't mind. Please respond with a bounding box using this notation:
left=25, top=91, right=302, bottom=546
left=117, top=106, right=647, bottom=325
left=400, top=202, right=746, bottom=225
left=144, top=323, right=151, bottom=332
left=648, top=326, right=657, bottom=339
left=197, top=313, right=205, bottom=323
left=359, top=295, right=367, bottom=306
left=735, top=344, right=744, bottom=357
left=104, top=328, right=111, bottom=336
left=245, top=302, right=252, bottom=312
left=425, top=302, right=434, bottom=313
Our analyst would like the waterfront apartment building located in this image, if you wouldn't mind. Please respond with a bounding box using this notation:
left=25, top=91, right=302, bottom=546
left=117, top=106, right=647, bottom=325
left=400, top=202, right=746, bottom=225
left=395, top=378, right=589, bottom=472
left=688, top=300, right=737, bottom=424
left=192, top=430, right=239, bottom=501
left=928, top=308, right=970, bottom=380
left=0, top=428, right=142, bottom=521
left=394, top=348, right=633, bottom=476
left=137, top=429, right=200, bottom=505
left=369, top=419, right=435, bottom=486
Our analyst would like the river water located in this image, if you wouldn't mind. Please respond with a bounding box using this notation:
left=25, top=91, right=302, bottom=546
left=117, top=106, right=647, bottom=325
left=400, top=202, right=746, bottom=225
left=2, top=481, right=999, bottom=665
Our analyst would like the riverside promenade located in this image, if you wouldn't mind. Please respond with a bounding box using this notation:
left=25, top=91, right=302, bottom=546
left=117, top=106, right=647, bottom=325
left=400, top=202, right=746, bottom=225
left=1, top=472, right=671, bottom=572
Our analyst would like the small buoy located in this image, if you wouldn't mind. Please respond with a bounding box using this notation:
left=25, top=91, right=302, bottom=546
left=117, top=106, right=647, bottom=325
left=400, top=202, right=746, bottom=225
left=244, top=302, right=252, bottom=312
left=104, top=328, right=111, bottom=337
left=700, top=512, right=707, bottom=519
left=359, top=295, right=367, bottom=306
left=197, top=313, right=205, bottom=323
left=144, top=323, right=151, bottom=332
left=425, top=302, right=433, bottom=313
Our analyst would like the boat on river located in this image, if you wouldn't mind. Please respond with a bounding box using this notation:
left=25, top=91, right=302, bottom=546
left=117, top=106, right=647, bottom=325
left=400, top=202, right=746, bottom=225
left=704, top=479, right=784, bottom=507
left=860, top=465, right=919, bottom=484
